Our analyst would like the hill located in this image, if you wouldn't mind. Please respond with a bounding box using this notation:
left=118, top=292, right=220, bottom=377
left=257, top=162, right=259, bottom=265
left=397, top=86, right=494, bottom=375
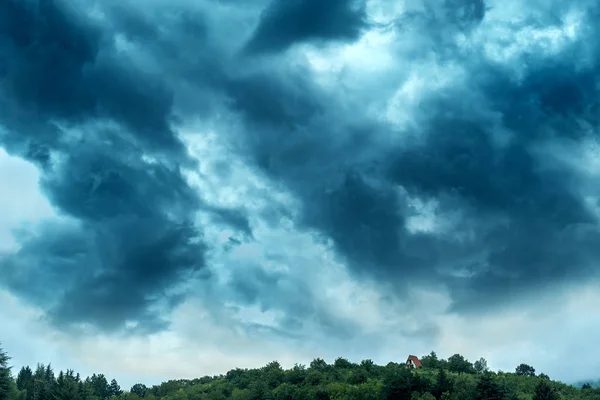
left=574, top=380, right=600, bottom=389
left=2, top=345, right=600, bottom=400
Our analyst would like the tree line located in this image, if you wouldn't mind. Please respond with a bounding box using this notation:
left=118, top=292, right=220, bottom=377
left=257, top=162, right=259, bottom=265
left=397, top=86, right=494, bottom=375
left=1, top=344, right=599, bottom=400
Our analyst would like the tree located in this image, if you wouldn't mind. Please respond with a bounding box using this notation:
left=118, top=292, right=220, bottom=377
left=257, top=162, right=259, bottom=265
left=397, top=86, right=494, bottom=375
left=360, top=359, right=375, bottom=372
left=474, top=358, right=488, bottom=374
left=261, top=361, right=284, bottom=389
left=447, top=354, right=474, bottom=374
left=77, top=379, right=97, bottom=400
left=305, top=370, right=325, bottom=386
left=333, top=357, right=353, bottom=369
left=130, top=384, right=148, bottom=398
left=515, top=363, right=535, bottom=377
left=0, top=344, right=11, bottom=400
left=433, top=368, right=450, bottom=400
left=285, top=364, right=307, bottom=385
left=532, top=380, right=559, bottom=400
left=420, top=352, right=440, bottom=369
left=412, top=393, right=436, bottom=400
left=346, top=368, right=368, bottom=385
left=444, top=373, right=477, bottom=400
left=55, top=370, right=79, bottom=400
left=309, top=359, right=329, bottom=372
left=475, top=372, right=503, bottom=400
left=109, top=379, right=122, bottom=397
left=16, top=366, right=33, bottom=393
left=88, top=373, right=109, bottom=400
left=382, top=364, right=426, bottom=400
left=0, top=353, right=589, bottom=400
left=32, top=363, right=55, bottom=400
left=248, top=378, right=270, bottom=400
left=498, top=382, right=519, bottom=400
left=271, top=383, right=297, bottom=400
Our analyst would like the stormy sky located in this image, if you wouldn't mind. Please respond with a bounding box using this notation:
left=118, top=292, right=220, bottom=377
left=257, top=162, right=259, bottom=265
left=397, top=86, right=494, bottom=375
left=1, top=0, right=599, bottom=389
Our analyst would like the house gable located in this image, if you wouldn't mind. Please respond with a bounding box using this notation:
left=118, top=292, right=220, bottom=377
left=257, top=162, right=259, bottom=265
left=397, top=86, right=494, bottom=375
left=406, top=355, right=422, bottom=368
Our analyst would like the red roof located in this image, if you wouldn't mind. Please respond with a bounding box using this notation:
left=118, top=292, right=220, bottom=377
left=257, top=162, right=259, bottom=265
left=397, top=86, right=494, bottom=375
left=407, top=355, right=422, bottom=368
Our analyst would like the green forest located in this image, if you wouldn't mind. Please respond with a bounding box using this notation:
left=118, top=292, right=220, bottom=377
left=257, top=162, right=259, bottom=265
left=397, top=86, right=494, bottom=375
left=1, top=344, right=599, bottom=400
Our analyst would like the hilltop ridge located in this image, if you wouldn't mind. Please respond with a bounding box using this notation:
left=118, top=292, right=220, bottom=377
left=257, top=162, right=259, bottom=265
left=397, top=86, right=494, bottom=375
left=2, top=344, right=600, bottom=400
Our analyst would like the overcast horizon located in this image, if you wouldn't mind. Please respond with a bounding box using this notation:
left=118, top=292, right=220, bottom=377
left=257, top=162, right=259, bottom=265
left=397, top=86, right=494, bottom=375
left=1, top=0, right=599, bottom=391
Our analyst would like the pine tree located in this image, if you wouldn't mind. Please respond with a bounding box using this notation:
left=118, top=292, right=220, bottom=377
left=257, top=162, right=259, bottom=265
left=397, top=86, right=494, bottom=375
left=33, top=364, right=47, bottom=400
left=16, top=366, right=33, bottom=392
left=76, top=379, right=96, bottom=400
left=55, top=369, right=79, bottom=400
left=108, top=379, right=122, bottom=397
left=0, top=344, right=12, bottom=400
left=0, top=343, right=12, bottom=399
left=88, top=374, right=109, bottom=400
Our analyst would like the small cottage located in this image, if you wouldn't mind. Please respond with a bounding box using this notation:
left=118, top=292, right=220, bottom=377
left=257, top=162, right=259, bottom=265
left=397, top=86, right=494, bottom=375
left=406, top=355, right=422, bottom=369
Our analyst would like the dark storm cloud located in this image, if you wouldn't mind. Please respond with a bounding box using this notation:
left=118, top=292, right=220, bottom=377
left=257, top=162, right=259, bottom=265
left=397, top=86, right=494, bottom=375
left=222, top=0, right=600, bottom=314
left=244, top=0, right=369, bottom=54
left=3, top=218, right=205, bottom=333
left=40, top=135, right=199, bottom=221
left=387, top=96, right=600, bottom=311
left=442, top=0, right=487, bottom=28
left=0, top=0, right=246, bottom=333
left=2, top=0, right=600, bottom=339
left=0, top=0, right=187, bottom=158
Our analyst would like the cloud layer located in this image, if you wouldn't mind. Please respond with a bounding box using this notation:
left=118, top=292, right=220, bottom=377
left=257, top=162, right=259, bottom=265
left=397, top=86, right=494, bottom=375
left=1, top=0, right=599, bottom=385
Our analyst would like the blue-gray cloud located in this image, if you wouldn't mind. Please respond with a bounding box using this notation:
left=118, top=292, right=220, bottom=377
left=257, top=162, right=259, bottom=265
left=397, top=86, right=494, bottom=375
left=1, top=0, right=600, bottom=339
left=0, top=0, right=242, bottom=334
left=244, top=0, right=369, bottom=54
left=222, top=0, right=600, bottom=315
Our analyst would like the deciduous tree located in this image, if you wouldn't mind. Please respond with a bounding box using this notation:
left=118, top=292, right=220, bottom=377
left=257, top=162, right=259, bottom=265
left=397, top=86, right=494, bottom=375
left=474, top=358, right=488, bottom=374
left=532, top=380, right=559, bottom=400
left=515, top=364, right=535, bottom=377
